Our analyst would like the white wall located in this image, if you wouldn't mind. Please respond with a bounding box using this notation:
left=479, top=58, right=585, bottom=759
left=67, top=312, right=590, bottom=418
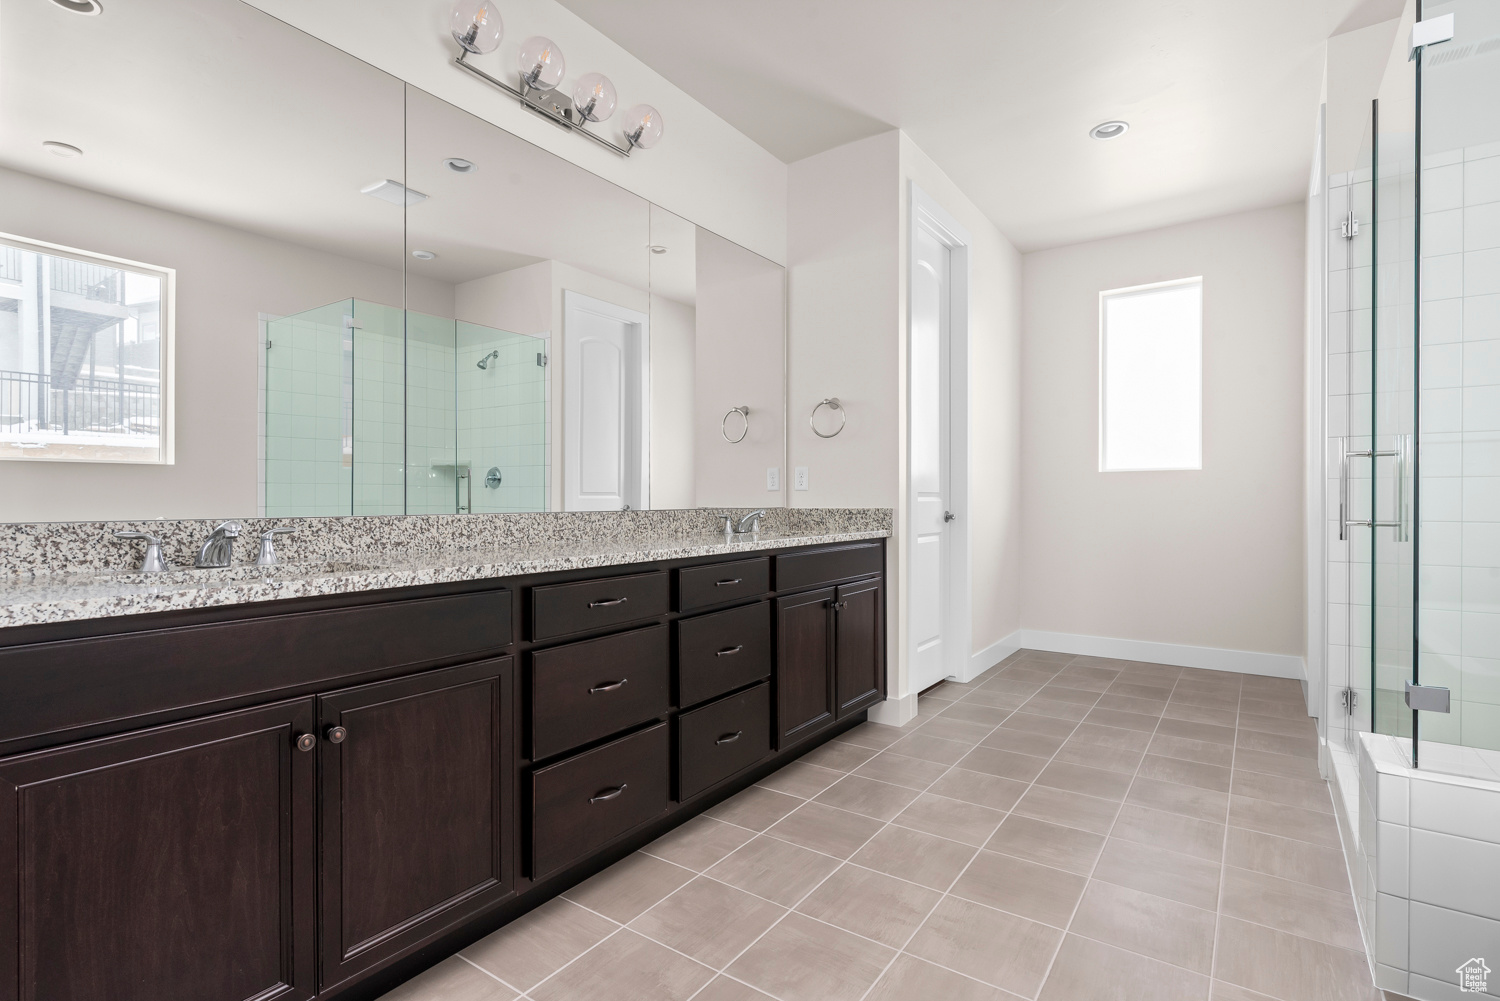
left=244, top=0, right=788, bottom=266
left=650, top=293, right=696, bottom=508
left=1021, top=203, right=1308, bottom=667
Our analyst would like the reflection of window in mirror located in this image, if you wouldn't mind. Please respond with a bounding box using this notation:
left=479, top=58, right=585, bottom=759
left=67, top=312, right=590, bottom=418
left=0, top=234, right=173, bottom=464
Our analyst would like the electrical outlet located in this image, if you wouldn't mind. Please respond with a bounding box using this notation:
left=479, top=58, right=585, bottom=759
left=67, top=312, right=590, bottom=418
left=794, top=466, right=809, bottom=491
left=767, top=467, right=780, bottom=490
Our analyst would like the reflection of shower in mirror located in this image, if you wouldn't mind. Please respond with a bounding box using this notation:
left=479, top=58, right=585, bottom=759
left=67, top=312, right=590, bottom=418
left=476, top=350, right=500, bottom=369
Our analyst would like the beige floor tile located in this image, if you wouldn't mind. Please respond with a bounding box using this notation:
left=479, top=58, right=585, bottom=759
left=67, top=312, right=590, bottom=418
left=1011, top=784, right=1121, bottom=835
left=1137, top=752, right=1233, bottom=793
left=376, top=956, right=515, bottom=1001
left=797, top=740, right=879, bottom=772
left=893, top=792, right=1007, bottom=846
left=1093, top=837, right=1222, bottom=910
left=461, top=897, right=616, bottom=993
left=813, top=775, right=923, bottom=821
left=958, top=687, right=1030, bottom=709
left=1082, top=707, right=1160, bottom=732
left=888, top=731, right=973, bottom=765
left=795, top=863, right=942, bottom=948
left=1236, top=728, right=1317, bottom=759
left=939, top=701, right=1016, bottom=726
left=1156, top=717, right=1237, bottom=746
left=985, top=815, right=1105, bottom=874
left=1239, top=695, right=1307, bottom=719
left=563, top=852, right=696, bottom=923
left=1094, top=692, right=1167, bottom=716
left=628, top=876, right=785, bottom=968
left=1051, top=740, right=1144, bottom=775
left=866, top=954, right=1023, bottom=1001
left=906, top=896, right=1062, bottom=996
left=1210, top=982, right=1285, bottom=1001
left=1227, top=795, right=1341, bottom=849
left=956, top=745, right=1049, bottom=782
left=767, top=801, right=884, bottom=858
left=1224, top=828, right=1352, bottom=893
left=1000, top=712, right=1079, bottom=738
left=1237, top=712, right=1318, bottom=739
left=1034, top=760, right=1134, bottom=801
left=1065, top=722, right=1154, bottom=752
left=1219, top=867, right=1363, bottom=952
left=1019, top=697, right=1093, bottom=721
left=1035, top=685, right=1102, bottom=706
left=1163, top=702, right=1240, bottom=727
left=1213, top=915, right=1376, bottom=1001
left=853, top=751, right=952, bottom=790
left=924, top=766, right=1029, bottom=812
left=1069, top=879, right=1217, bottom=973
left=1110, top=804, right=1226, bottom=862
left=949, top=848, right=1088, bottom=927
left=706, top=835, right=842, bottom=906
left=1127, top=776, right=1230, bottom=823
left=706, top=787, right=805, bottom=832
left=982, top=726, right=1067, bottom=758
left=1230, top=770, right=1334, bottom=815
left=1037, top=934, right=1209, bottom=1001
left=756, top=760, right=845, bottom=799
left=1232, top=748, right=1323, bottom=782
left=917, top=716, right=998, bottom=744
left=851, top=824, right=979, bottom=890
left=691, top=976, right=778, bottom=1001
left=1109, top=680, right=1176, bottom=701
left=1152, top=733, right=1237, bottom=767
left=833, top=722, right=905, bottom=751
left=1171, top=689, right=1242, bottom=711
left=530, top=929, right=712, bottom=1001
left=727, top=912, right=895, bottom=1001
left=981, top=678, right=1045, bottom=698
left=642, top=815, right=756, bottom=872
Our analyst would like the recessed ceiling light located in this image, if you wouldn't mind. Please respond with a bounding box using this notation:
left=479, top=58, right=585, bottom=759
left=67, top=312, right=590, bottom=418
left=649, top=245, right=668, bottom=255
left=411, top=249, right=437, bottom=260
left=42, top=141, right=83, bottom=158
left=1089, top=120, right=1129, bottom=141
left=360, top=178, right=428, bottom=206
left=444, top=158, right=476, bottom=173
left=48, top=0, right=102, bottom=14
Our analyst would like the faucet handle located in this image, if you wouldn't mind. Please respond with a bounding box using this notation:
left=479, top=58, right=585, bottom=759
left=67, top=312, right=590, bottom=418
left=255, top=526, right=296, bottom=567
left=112, top=531, right=168, bottom=573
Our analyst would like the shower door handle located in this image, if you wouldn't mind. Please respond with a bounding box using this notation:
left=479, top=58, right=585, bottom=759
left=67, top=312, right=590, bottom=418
left=1338, top=437, right=1404, bottom=541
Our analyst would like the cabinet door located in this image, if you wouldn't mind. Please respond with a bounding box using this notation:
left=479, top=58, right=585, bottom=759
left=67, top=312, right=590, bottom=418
left=0, top=699, right=316, bottom=1001
left=318, top=658, right=514, bottom=991
left=835, top=577, right=885, bottom=717
left=775, top=587, right=836, bottom=747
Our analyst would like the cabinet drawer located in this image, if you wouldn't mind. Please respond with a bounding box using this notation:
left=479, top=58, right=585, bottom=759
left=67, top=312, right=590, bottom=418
left=676, top=601, right=771, bottom=709
left=677, top=683, right=771, bottom=800
left=774, top=544, right=882, bottom=592
left=530, top=571, right=669, bottom=641
left=530, top=626, right=669, bottom=760
left=531, top=723, right=669, bottom=877
left=677, top=557, right=770, bottom=611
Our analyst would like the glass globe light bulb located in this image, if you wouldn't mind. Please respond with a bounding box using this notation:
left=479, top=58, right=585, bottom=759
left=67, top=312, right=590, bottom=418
left=572, top=72, right=618, bottom=123
left=623, top=104, right=664, bottom=150
left=518, top=36, right=566, bottom=91
left=450, top=0, right=503, bottom=54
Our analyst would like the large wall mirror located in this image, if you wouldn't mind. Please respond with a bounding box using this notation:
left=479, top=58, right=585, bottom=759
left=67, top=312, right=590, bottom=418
left=0, top=0, right=786, bottom=523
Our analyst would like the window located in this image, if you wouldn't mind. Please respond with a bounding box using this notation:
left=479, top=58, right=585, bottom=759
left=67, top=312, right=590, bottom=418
left=1099, top=277, right=1202, bottom=471
left=0, top=234, right=172, bottom=463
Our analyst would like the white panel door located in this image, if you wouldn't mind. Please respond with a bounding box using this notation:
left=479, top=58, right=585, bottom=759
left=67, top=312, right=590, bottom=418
left=911, top=224, right=952, bottom=694
left=563, top=291, right=650, bottom=511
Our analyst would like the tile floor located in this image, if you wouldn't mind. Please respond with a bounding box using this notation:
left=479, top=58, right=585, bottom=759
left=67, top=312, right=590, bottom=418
left=378, top=650, right=1409, bottom=1001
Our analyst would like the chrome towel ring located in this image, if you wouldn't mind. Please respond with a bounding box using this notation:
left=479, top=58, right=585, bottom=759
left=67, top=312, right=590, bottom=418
left=722, top=405, right=750, bottom=443
left=810, top=398, right=845, bottom=438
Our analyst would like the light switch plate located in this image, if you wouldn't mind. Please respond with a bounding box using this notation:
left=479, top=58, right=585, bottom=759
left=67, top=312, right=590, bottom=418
left=794, top=466, right=809, bottom=491
left=766, top=467, right=780, bottom=490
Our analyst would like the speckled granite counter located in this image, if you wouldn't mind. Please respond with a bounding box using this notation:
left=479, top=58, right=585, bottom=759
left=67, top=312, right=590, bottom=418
left=0, top=508, right=891, bottom=629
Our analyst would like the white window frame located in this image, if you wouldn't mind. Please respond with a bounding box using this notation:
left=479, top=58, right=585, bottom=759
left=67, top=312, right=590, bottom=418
left=0, top=231, right=175, bottom=464
left=1098, top=276, right=1203, bottom=473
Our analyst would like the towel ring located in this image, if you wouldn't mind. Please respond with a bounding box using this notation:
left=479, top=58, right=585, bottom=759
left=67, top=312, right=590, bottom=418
left=722, top=405, right=750, bottom=443
left=810, top=398, right=846, bottom=439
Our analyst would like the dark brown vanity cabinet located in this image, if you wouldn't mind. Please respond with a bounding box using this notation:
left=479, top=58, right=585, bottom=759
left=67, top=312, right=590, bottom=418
left=0, top=699, right=318, bottom=1001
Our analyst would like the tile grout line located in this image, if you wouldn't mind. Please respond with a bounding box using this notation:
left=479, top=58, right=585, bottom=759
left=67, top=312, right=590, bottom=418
left=1208, top=686, right=1246, bottom=993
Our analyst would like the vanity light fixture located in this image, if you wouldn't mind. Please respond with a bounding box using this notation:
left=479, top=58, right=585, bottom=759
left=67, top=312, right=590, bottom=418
left=444, top=157, right=476, bottom=173
left=448, top=0, right=663, bottom=157
left=411, top=249, right=437, bottom=260
left=48, top=0, right=103, bottom=14
left=1090, top=120, right=1129, bottom=140
left=42, top=141, right=83, bottom=158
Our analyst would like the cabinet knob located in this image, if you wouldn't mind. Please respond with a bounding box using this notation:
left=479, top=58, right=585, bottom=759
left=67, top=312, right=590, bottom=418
left=589, top=784, right=627, bottom=803
left=326, top=725, right=348, bottom=744
left=831, top=601, right=847, bottom=612
left=295, top=733, right=316, bottom=752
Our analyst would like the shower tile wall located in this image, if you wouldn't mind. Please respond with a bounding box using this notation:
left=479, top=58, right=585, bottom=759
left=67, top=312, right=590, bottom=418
left=264, top=301, right=351, bottom=516
left=405, top=311, right=458, bottom=515
left=457, top=323, right=548, bottom=513
left=352, top=300, right=405, bottom=516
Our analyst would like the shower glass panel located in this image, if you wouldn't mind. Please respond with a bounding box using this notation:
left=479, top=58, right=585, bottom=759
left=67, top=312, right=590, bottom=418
left=405, top=310, right=458, bottom=515
left=352, top=299, right=405, bottom=516
left=459, top=323, right=549, bottom=513
left=264, top=299, right=353, bottom=517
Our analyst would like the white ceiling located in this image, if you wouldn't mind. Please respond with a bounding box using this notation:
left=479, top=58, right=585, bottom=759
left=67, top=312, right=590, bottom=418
left=556, top=0, right=1405, bottom=250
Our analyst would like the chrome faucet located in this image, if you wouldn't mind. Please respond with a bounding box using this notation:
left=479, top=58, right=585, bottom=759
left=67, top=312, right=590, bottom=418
left=112, top=530, right=168, bottom=572
left=728, top=509, right=766, bottom=535
left=255, top=527, right=296, bottom=567
left=195, top=521, right=243, bottom=568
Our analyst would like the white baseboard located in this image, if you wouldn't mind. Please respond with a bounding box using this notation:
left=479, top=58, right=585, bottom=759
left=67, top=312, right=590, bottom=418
left=868, top=692, right=917, bottom=727
left=1014, top=629, right=1306, bottom=680
left=955, top=631, right=1022, bottom=683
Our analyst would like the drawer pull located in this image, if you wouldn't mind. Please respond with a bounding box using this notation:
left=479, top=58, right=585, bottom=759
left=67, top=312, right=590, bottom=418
left=589, top=679, right=629, bottom=693
left=589, top=784, right=628, bottom=803
left=715, top=731, right=743, bottom=745
left=588, top=597, right=629, bottom=608
left=715, top=578, right=743, bottom=586
left=716, top=645, right=744, bottom=657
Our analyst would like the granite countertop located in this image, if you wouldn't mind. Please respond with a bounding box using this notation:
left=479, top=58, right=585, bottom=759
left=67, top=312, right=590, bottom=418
left=0, top=526, right=889, bottom=629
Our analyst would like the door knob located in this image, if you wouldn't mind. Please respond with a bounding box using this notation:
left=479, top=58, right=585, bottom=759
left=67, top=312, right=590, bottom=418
left=326, top=725, right=347, bottom=743
left=943, top=511, right=956, bottom=523
left=295, top=733, right=316, bottom=752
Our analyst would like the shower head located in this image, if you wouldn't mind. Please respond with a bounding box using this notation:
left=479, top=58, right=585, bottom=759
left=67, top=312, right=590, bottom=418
left=476, top=350, right=500, bottom=370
